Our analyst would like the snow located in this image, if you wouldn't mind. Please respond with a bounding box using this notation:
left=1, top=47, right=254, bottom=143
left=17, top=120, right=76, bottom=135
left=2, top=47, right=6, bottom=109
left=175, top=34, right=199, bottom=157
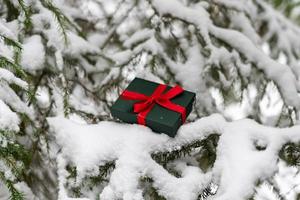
left=167, top=45, right=204, bottom=91
left=0, top=20, right=17, bottom=40
left=213, top=120, right=279, bottom=200
left=0, top=182, right=10, bottom=200
left=36, top=86, right=51, bottom=109
left=112, top=50, right=133, bottom=64
left=64, top=31, right=99, bottom=56
left=31, top=2, right=98, bottom=59
left=0, top=81, right=33, bottom=119
left=123, top=29, right=154, bottom=48
left=210, top=26, right=300, bottom=108
left=254, top=160, right=300, bottom=199
left=274, top=161, right=300, bottom=199
left=21, top=35, right=45, bottom=73
left=151, top=0, right=211, bottom=44
left=0, top=42, right=13, bottom=60
left=48, top=115, right=222, bottom=200
left=31, top=3, right=64, bottom=50
left=14, top=182, right=39, bottom=200
left=69, top=85, right=104, bottom=115
left=213, top=0, right=246, bottom=11
left=48, top=114, right=300, bottom=200
left=0, top=21, right=17, bottom=60
left=147, top=160, right=211, bottom=200
left=0, top=68, right=27, bottom=89
left=55, top=50, right=64, bottom=71
left=1, top=0, right=300, bottom=199
left=228, top=12, right=260, bottom=45
left=105, top=0, right=300, bottom=118
left=254, top=183, right=280, bottom=200
left=166, top=43, right=216, bottom=114
left=151, top=0, right=300, bottom=109
left=0, top=100, right=20, bottom=132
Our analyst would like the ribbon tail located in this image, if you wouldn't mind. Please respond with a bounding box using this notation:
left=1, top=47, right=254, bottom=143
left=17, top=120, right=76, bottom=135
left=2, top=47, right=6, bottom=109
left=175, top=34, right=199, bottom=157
left=137, top=103, right=155, bottom=125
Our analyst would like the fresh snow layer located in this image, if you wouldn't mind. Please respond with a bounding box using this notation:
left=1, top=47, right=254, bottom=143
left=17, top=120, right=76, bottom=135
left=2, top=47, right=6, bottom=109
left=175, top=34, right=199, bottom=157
left=64, top=32, right=99, bottom=56
left=0, top=68, right=27, bottom=89
left=0, top=20, right=17, bottom=40
left=0, top=81, right=33, bottom=119
left=123, top=29, right=154, bottom=48
left=21, top=35, right=45, bottom=73
left=48, top=114, right=300, bottom=200
left=0, top=100, right=20, bottom=132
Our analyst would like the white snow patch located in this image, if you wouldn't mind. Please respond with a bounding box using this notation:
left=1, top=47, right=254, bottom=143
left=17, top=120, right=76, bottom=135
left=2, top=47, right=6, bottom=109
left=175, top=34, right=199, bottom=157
left=0, top=68, right=27, bottom=89
left=21, top=35, right=45, bottom=73
left=48, top=114, right=300, bottom=200
left=0, top=82, right=33, bottom=119
left=64, top=32, right=99, bottom=56
left=0, top=100, right=20, bottom=132
left=124, top=29, right=154, bottom=48
left=36, top=86, right=51, bottom=109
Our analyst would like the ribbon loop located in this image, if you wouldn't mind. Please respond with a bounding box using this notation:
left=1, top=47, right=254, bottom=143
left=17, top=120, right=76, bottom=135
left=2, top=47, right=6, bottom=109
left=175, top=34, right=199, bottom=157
left=121, top=83, right=186, bottom=125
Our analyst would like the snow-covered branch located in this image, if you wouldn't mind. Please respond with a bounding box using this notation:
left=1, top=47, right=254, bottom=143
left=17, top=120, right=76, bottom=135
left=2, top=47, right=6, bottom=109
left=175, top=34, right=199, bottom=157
left=48, top=114, right=300, bottom=200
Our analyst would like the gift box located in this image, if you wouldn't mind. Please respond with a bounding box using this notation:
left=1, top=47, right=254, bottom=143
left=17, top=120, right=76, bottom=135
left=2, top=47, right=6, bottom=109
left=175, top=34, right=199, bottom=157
left=110, top=78, right=195, bottom=137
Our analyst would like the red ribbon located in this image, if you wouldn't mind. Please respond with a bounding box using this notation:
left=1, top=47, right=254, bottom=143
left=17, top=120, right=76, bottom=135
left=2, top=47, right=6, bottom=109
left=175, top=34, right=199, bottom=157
left=121, top=84, right=186, bottom=125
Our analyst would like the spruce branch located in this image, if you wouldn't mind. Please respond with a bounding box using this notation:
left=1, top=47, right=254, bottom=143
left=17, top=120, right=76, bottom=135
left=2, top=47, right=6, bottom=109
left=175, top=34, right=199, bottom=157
left=59, top=73, right=70, bottom=117
left=100, top=0, right=138, bottom=49
left=0, top=138, right=31, bottom=179
left=0, top=56, right=27, bottom=79
left=0, top=54, right=34, bottom=103
left=16, top=0, right=32, bottom=31
left=3, top=0, right=20, bottom=21
left=40, top=0, right=84, bottom=43
left=0, top=35, right=22, bottom=50
left=0, top=171, right=24, bottom=200
left=40, top=0, right=69, bottom=44
left=151, top=134, right=219, bottom=167
left=279, top=142, right=300, bottom=166
left=140, top=176, right=217, bottom=200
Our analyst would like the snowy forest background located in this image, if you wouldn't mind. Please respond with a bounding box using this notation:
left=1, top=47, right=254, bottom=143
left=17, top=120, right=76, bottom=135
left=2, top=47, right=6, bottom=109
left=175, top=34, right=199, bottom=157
left=0, top=0, right=300, bottom=199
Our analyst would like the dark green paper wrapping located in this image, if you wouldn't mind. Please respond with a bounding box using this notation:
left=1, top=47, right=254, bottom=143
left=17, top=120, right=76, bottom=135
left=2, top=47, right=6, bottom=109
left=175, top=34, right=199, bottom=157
left=110, top=78, right=195, bottom=137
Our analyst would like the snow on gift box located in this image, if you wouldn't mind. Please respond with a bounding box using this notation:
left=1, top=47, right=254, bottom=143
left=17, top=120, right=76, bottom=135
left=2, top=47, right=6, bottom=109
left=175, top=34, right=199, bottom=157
left=110, top=78, right=195, bottom=137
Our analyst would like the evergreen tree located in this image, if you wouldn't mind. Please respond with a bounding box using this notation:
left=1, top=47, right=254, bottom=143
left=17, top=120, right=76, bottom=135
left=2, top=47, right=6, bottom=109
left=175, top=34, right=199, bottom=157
left=0, top=0, right=300, bottom=199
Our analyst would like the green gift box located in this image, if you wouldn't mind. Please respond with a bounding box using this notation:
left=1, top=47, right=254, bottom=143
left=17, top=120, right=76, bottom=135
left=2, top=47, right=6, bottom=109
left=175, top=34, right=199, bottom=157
left=110, top=78, right=195, bottom=137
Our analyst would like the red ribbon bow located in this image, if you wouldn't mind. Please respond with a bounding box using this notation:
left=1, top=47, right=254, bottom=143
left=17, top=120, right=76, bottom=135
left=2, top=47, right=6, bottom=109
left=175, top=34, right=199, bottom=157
left=121, top=84, right=186, bottom=125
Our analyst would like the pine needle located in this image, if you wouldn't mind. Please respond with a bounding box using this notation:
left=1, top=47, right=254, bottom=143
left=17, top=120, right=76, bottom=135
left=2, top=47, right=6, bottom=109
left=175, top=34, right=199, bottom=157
left=0, top=171, right=24, bottom=200
left=17, top=0, right=32, bottom=31
left=40, top=0, right=84, bottom=44
left=0, top=56, right=27, bottom=79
